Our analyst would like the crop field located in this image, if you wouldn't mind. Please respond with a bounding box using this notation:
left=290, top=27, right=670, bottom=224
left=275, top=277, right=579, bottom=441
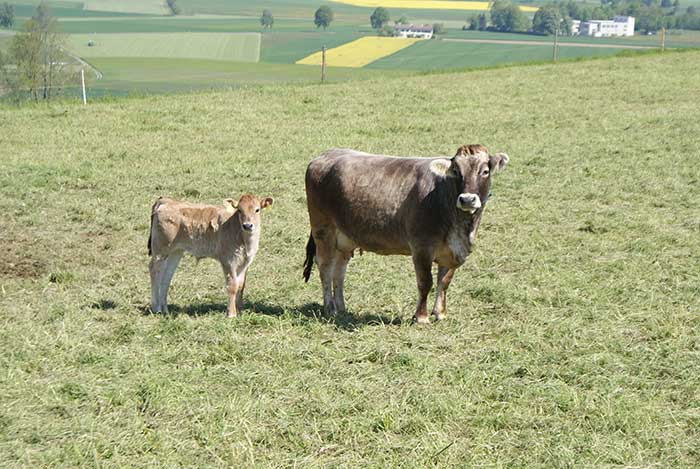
left=368, top=39, right=630, bottom=70
left=66, top=33, right=262, bottom=62
left=1, top=50, right=699, bottom=466
left=297, top=36, right=420, bottom=67
left=82, top=0, right=167, bottom=15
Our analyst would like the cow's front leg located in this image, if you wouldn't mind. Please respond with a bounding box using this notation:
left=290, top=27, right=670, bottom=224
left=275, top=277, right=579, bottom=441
left=411, top=250, right=434, bottom=325
left=222, top=264, right=239, bottom=318
left=433, top=266, right=456, bottom=321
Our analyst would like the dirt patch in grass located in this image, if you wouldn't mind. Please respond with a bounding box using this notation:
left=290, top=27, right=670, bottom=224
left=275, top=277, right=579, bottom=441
left=0, top=240, right=46, bottom=279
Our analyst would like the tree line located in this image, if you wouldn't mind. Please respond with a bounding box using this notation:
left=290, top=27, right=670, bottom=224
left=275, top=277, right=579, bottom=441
left=467, top=0, right=700, bottom=35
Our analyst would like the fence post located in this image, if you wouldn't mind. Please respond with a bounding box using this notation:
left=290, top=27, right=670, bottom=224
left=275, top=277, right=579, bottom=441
left=660, top=27, right=665, bottom=52
left=80, top=69, right=87, bottom=105
left=321, top=45, right=326, bottom=83
left=552, top=27, right=559, bottom=62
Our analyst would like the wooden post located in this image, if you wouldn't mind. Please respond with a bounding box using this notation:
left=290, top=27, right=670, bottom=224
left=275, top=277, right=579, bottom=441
left=321, top=45, right=326, bottom=83
left=660, top=26, right=666, bottom=52
left=80, top=69, right=87, bottom=105
left=552, top=27, right=559, bottom=62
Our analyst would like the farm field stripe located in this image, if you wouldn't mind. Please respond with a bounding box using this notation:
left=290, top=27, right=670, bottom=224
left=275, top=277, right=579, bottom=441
left=330, top=0, right=538, bottom=12
left=83, top=0, right=167, bottom=15
left=443, top=38, right=658, bottom=49
left=296, top=36, right=420, bottom=68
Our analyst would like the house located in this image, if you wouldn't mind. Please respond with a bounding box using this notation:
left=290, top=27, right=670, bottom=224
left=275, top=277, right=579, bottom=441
left=578, top=16, right=635, bottom=37
left=394, top=24, right=433, bottom=39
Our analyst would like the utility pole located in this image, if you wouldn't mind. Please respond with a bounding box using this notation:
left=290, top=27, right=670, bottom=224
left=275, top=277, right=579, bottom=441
left=80, top=69, right=87, bottom=105
left=321, top=45, right=326, bottom=83
left=552, top=26, right=559, bottom=62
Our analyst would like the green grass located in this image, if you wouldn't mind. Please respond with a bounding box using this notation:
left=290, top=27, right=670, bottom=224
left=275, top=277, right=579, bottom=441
left=79, top=57, right=406, bottom=94
left=66, top=32, right=261, bottom=62
left=83, top=0, right=167, bottom=15
left=1, top=49, right=700, bottom=467
left=368, top=39, right=629, bottom=70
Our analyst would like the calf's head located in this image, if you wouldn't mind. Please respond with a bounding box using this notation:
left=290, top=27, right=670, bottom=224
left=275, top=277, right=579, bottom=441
left=224, top=194, right=274, bottom=233
left=450, top=144, right=508, bottom=214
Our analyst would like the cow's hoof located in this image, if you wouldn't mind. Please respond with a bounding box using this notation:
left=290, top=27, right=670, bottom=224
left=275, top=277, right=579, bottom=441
left=227, top=312, right=238, bottom=318
left=434, top=313, right=446, bottom=321
left=413, top=315, right=430, bottom=325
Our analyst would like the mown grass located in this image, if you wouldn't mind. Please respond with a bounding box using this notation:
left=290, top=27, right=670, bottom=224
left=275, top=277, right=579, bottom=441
left=0, top=50, right=699, bottom=466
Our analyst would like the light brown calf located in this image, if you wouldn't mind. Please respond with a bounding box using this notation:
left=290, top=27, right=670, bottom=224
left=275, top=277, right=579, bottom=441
left=148, top=194, right=273, bottom=317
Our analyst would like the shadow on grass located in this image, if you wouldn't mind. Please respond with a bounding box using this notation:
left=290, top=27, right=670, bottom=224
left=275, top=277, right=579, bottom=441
left=140, top=299, right=402, bottom=330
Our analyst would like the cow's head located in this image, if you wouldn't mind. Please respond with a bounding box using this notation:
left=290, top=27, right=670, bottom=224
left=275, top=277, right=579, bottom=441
left=449, top=144, right=508, bottom=214
left=224, top=194, right=274, bottom=233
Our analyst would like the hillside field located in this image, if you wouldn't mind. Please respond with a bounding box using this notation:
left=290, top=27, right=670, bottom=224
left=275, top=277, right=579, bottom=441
left=0, top=50, right=699, bottom=466
left=66, top=32, right=262, bottom=62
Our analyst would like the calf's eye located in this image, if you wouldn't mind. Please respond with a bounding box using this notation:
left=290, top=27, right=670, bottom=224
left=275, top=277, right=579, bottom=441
left=482, top=169, right=490, bottom=177
left=255, top=208, right=261, bottom=213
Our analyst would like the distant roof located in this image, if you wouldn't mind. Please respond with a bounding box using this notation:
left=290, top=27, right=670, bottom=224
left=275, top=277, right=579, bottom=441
left=394, top=24, right=433, bottom=33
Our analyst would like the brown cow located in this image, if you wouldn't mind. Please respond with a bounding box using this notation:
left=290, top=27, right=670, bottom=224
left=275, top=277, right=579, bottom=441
left=148, top=194, right=273, bottom=317
left=303, top=145, right=508, bottom=324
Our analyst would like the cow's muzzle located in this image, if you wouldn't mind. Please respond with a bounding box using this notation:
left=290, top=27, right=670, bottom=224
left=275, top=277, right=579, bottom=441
left=457, top=193, right=481, bottom=214
left=242, top=222, right=255, bottom=232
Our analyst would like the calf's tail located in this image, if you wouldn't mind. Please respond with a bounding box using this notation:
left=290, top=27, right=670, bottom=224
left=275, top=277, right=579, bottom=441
left=147, top=197, right=162, bottom=257
left=302, top=233, right=316, bottom=283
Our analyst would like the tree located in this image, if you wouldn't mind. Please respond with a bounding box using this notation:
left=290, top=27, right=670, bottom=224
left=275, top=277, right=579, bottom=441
left=532, top=5, right=563, bottom=35
left=660, top=0, right=672, bottom=7
left=490, top=0, right=529, bottom=32
left=467, top=15, right=478, bottom=30
left=0, top=2, right=13, bottom=28
left=166, top=0, right=180, bottom=15
left=9, top=2, right=68, bottom=101
left=314, top=5, right=334, bottom=30
left=397, top=15, right=408, bottom=25
left=478, top=13, right=488, bottom=30
left=260, top=9, right=274, bottom=29
left=432, top=23, right=445, bottom=35
left=370, top=7, right=390, bottom=29
left=378, top=24, right=395, bottom=36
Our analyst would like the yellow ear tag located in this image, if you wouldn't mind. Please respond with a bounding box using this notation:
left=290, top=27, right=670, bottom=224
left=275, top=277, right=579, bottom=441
left=226, top=204, right=235, bottom=214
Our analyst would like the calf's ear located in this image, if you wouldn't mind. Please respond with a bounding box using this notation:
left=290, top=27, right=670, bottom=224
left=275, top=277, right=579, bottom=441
left=261, top=197, right=274, bottom=209
left=224, top=198, right=238, bottom=213
left=489, top=152, right=509, bottom=173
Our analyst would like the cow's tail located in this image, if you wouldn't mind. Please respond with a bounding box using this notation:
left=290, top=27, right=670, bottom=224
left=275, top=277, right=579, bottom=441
left=302, top=232, right=316, bottom=283
left=147, top=197, right=162, bottom=257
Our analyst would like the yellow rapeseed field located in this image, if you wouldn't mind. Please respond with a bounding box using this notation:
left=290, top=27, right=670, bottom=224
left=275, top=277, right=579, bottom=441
left=330, top=0, right=539, bottom=13
left=296, top=36, right=421, bottom=68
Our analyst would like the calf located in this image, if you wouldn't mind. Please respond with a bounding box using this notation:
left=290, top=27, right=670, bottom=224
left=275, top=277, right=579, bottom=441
left=148, top=194, right=273, bottom=317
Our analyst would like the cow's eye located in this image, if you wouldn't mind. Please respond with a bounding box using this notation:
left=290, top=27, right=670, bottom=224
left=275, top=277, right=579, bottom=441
left=255, top=208, right=261, bottom=213
left=481, top=169, right=490, bottom=177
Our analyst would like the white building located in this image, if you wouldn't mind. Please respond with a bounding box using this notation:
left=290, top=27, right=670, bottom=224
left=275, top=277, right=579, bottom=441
left=571, top=20, right=581, bottom=35
left=394, top=24, right=433, bottom=39
left=578, top=16, right=635, bottom=37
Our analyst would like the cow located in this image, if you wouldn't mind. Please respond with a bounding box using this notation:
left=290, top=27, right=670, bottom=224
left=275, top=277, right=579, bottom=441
left=302, top=144, right=508, bottom=324
left=148, top=194, right=273, bottom=317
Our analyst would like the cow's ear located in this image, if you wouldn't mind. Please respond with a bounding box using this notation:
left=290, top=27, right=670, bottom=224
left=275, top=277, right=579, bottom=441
left=489, top=152, right=509, bottom=173
left=261, top=197, right=274, bottom=210
left=224, top=198, right=238, bottom=213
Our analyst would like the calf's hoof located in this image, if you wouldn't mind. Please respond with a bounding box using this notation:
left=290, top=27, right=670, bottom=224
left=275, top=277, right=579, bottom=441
left=226, top=311, right=238, bottom=319
left=323, top=301, right=337, bottom=316
left=433, top=312, right=446, bottom=321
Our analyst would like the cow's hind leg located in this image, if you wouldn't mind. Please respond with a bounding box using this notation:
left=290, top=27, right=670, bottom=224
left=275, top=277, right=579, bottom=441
left=159, top=252, right=183, bottom=315
left=411, top=250, right=434, bottom=325
left=433, top=266, right=456, bottom=321
left=332, top=250, right=351, bottom=313
left=313, top=228, right=338, bottom=315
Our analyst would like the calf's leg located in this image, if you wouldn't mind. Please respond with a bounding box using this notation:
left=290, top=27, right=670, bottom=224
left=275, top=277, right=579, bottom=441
left=149, top=256, right=165, bottom=312
left=411, top=250, right=434, bottom=325
left=159, top=252, right=182, bottom=315
left=235, top=269, right=247, bottom=312
left=433, top=266, right=456, bottom=321
left=222, top=264, right=240, bottom=318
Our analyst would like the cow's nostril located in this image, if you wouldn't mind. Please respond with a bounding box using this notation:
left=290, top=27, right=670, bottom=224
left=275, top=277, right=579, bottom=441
left=243, top=223, right=254, bottom=231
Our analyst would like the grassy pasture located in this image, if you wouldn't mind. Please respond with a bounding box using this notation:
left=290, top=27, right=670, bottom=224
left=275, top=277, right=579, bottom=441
left=66, top=32, right=261, bottom=62
left=82, top=0, right=168, bottom=15
left=1, top=50, right=699, bottom=466
left=79, top=57, right=406, bottom=94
